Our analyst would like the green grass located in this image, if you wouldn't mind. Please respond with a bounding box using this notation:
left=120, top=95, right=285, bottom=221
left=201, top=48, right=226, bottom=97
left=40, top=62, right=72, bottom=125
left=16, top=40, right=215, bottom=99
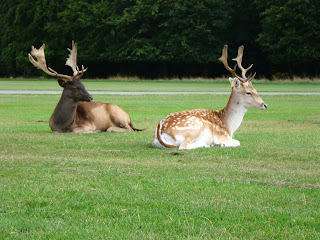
left=0, top=81, right=320, bottom=239
left=1, top=78, right=320, bottom=92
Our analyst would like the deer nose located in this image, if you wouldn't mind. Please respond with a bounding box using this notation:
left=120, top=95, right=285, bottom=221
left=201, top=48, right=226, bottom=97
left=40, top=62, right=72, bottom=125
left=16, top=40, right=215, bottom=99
left=88, top=95, right=93, bottom=101
left=262, top=103, right=268, bottom=109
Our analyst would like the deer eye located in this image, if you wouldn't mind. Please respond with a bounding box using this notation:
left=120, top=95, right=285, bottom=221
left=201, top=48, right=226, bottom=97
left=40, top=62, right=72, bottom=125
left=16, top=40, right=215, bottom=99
left=246, top=91, right=252, bottom=95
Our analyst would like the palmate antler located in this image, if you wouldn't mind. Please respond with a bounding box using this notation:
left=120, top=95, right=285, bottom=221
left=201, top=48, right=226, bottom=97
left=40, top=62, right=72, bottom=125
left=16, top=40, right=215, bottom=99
left=218, top=45, right=256, bottom=82
left=28, top=41, right=87, bottom=81
left=65, top=40, right=87, bottom=79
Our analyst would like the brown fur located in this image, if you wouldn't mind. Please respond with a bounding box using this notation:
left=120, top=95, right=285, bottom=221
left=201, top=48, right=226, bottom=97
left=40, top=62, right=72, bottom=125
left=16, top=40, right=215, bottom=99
left=29, top=42, right=143, bottom=134
left=50, top=101, right=140, bottom=133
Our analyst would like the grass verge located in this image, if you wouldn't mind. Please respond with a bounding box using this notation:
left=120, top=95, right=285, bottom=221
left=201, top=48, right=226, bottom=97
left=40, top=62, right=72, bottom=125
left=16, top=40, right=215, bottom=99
left=0, top=88, right=319, bottom=238
left=0, top=78, right=320, bottom=92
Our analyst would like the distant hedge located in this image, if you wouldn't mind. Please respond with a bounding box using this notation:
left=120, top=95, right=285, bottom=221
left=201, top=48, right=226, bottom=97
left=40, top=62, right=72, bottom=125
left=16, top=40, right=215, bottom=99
left=0, top=0, right=319, bottom=78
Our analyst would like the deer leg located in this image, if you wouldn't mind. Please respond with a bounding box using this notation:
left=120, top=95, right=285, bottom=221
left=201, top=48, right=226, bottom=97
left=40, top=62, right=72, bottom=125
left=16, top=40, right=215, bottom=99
left=179, top=138, right=192, bottom=149
left=106, top=126, right=133, bottom=132
left=209, top=134, right=240, bottom=147
left=179, top=136, right=208, bottom=150
left=106, top=127, right=127, bottom=132
left=72, top=126, right=99, bottom=133
left=186, top=140, right=209, bottom=149
left=221, top=139, right=240, bottom=147
left=210, top=143, right=225, bottom=147
left=106, top=120, right=134, bottom=132
left=122, top=123, right=134, bottom=132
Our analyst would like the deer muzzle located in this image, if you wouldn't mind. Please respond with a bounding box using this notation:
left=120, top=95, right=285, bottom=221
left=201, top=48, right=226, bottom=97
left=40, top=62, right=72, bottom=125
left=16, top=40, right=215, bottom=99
left=261, top=102, right=268, bottom=109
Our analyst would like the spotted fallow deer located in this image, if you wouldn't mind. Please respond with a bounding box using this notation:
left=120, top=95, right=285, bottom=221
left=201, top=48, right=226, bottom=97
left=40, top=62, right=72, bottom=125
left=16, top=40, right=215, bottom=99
left=29, top=41, right=143, bottom=133
left=153, top=45, right=267, bottom=149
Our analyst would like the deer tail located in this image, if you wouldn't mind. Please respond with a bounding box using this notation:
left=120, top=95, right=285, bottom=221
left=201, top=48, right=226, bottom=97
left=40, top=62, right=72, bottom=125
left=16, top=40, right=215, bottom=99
left=156, top=123, right=178, bottom=149
left=129, top=122, right=146, bottom=132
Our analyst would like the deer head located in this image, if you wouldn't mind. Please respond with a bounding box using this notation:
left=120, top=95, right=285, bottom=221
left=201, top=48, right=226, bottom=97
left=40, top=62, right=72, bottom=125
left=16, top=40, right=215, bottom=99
left=219, top=45, right=267, bottom=110
left=29, top=41, right=92, bottom=102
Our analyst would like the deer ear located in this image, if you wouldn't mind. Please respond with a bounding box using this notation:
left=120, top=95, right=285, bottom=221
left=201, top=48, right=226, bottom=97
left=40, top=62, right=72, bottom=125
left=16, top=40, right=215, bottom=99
left=57, top=79, right=66, bottom=88
left=229, top=77, right=235, bottom=90
left=233, top=78, right=241, bottom=90
left=229, top=77, right=240, bottom=90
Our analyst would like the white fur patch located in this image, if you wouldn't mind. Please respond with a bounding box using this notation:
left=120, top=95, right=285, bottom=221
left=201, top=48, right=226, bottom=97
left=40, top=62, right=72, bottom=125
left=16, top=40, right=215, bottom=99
left=228, top=106, right=247, bottom=135
left=152, top=138, right=166, bottom=148
left=161, top=133, right=179, bottom=147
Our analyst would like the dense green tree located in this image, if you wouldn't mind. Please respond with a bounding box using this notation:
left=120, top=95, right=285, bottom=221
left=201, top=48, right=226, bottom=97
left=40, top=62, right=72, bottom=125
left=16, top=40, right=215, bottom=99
left=255, top=0, right=320, bottom=77
left=73, top=0, right=233, bottom=64
left=0, top=0, right=235, bottom=77
left=157, top=0, right=232, bottom=63
left=0, top=0, right=319, bottom=78
left=0, top=0, right=69, bottom=75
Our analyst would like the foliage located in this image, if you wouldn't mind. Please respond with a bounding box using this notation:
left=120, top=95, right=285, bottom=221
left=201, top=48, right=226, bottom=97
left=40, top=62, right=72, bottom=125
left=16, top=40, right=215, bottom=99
left=50, top=0, right=233, bottom=64
left=255, top=0, right=320, bottom=77
left=0, top=0, right=319, bottom=78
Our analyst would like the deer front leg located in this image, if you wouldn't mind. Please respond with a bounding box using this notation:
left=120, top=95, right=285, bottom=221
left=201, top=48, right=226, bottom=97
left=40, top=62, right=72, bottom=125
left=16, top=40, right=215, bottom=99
left=221, top=139, right=240, bottom=147
left=72, top=126, right=100, bottom=133
left=210, top=136, right=240, bottom=147
left=179, top=142, right=210, bottom=149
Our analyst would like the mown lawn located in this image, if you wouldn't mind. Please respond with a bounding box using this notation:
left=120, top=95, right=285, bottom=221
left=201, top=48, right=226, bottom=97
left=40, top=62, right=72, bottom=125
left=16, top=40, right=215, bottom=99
left=0, top=80, right=320, bottom=239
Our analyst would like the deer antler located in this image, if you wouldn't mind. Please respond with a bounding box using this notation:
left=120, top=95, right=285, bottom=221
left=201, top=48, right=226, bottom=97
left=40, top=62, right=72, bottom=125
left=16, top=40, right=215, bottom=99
left=218, top=45, right=245, bottom=81
left=66, top=40, right=78, bottom=76
left=232, top=45, right=255, bottom=82
left=29, top=41, right=87, bottom=81
left=219, top=45, right=256, bottom=82
left=28, top=44, right=73, bottom=81
left=65, top=40, right=88, bottom=78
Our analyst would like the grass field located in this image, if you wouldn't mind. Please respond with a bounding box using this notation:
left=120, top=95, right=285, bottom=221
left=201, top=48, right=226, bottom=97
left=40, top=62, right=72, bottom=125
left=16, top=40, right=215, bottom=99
left=1, top=78, right=320, bottom=92
left=0, top=79, right=320, bottom=239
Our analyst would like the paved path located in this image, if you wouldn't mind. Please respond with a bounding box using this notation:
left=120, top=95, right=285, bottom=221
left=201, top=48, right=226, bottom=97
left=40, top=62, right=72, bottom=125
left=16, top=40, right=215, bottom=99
left=0, top=90, right=320, bottom=95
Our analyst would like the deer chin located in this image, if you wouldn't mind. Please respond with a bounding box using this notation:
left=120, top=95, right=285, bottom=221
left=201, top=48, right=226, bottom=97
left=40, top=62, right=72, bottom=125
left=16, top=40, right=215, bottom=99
left=246, top=102, right=267, bottom=110
left=254, top=103, right=267, bottom=110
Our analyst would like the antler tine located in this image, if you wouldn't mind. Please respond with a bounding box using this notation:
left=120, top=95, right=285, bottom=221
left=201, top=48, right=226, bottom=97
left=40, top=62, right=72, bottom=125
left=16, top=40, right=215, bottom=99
left=76, top=66, right=88, bottom=79
left=29, top=44, right=73, bottom=81
left=218, top=45, right=234, bottom=74
left=28, top=45, right=48, bottom=72
left=218, top=45, right=245, bottom=81
left=65, top=40, right=88, bottom=80
left=232, top=45, right=253, bottom=79
left=65, top=40, right=78, bottom=76
left=246, top=72, right=256, bottom=82
left=48, top=67, right=59, bottom=75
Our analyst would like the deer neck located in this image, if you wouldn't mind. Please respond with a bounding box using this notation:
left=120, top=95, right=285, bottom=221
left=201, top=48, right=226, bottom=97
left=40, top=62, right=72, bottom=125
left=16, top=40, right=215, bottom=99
left=220, top=91, right=247, bottom=136
left=51, top=91, right=77, bottom=130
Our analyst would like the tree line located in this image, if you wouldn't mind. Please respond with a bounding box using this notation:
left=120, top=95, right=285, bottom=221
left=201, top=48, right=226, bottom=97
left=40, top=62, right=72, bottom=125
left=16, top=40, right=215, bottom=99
left=0, top=0, right=319, bottom=79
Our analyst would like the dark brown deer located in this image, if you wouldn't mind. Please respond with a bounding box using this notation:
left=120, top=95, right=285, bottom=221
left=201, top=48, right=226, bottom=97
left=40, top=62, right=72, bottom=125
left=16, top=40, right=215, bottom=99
left=29, top=41, right=143, bottom=133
